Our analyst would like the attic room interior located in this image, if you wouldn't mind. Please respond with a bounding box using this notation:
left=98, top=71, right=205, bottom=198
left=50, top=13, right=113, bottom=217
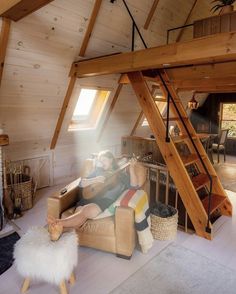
left=1, top=0, right=236, bottom=293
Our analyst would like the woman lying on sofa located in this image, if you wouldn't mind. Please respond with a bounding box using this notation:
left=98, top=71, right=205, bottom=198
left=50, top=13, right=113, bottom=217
left=48, top=150, right=146, bottom=240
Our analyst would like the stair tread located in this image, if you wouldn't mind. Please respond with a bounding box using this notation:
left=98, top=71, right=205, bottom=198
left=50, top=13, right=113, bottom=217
left=163, top=116, right=188, bottom=121
left=181, top=154, right=206, bottom=166
left=181, top=154, right=198, bottom=165
left=172, top=135, right=196, bottom=143
left=191, top=173, right=210, bottom=190
left=202, top=194, right=227, bottom=215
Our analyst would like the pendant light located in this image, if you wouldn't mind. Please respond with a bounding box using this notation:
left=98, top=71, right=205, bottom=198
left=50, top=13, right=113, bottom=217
left=188, top=92, right=199, bottom=110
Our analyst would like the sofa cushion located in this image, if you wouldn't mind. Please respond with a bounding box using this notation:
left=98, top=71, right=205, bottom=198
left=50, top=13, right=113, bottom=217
left=61, top=206, right=115, bottom=237
left=78, top=217, right=115, bottom=237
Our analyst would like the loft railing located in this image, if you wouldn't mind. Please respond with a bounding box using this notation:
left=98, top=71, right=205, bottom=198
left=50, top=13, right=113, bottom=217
left=121, top=0, right=212, bottom=233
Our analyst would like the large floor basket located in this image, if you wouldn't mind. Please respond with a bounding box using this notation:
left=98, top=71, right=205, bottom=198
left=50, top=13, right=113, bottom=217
left=150, top=206, right=178, bottom=241
left=7, top=174, right=34, bottom=211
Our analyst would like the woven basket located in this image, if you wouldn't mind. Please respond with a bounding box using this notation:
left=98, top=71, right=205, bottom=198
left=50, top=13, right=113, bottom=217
left=7, top=174, right=34, bottom=211
left=150, top=209, right=178, bottom=241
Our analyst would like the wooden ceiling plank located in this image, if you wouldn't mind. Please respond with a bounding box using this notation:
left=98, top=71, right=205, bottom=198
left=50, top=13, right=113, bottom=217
left=97, top=83, right=123, bottom=142
left=50, top=75, right=76, bottom=150
left=79, top=0, right=103, bottom=57
left=71, top=32, right=236, bottom=78
left=0, top=0, right=54, bottom=21
left=144, top=0, right=159, bottom=30
left=176, top=0, right=198, bottom=42
left=0, top=17, right=11, bottom=86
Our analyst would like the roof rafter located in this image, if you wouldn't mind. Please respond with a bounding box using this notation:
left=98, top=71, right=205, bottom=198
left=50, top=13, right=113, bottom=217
left=0, top=17, right=11, bottom=86
left=0, top=0, right=54, bottom=21
left=79, top=0, right=103, bottom=57
left=143, top=0, right=159, bottom=30
left=176, top=0, right=198, bottom=42
left=97, top=83, right=123, bottom=142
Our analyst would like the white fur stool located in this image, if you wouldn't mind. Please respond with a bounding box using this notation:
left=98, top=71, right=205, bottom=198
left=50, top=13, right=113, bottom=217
left=14, top=227, right=78, bottom=294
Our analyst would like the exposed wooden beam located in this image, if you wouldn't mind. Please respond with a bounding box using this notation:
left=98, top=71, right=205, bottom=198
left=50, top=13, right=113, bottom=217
left=70, top=32, right=236, bottom=78
left=97, top=83, right=123, bottom=142
left=143, top=0, right=159, bottom=30
left=178, top=86, right=236, bottom=93
left=50, top=75, right=76, bottom=150
left=130, top=111, right=143, bottom=136
left=0, top=17, right=11, bottom=86
left=176, top=0, right=198, bottom=42
left=166, top=61, right=236, bottom=81
left=79, top=0, right=102, bottom=57
left=174, top=77, right=236, bottom=90
left=0, top=0, right=54, bottom=21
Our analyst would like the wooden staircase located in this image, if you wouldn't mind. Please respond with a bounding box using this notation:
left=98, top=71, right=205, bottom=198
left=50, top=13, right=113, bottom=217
left=128, top=71, right=232, bottom=240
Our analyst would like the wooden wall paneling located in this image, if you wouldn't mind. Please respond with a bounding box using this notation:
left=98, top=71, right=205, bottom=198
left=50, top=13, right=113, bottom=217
left=50, top=75, right=77, bottom=150
left=0, top=17, right=11, bottom=86
left=97, top=83, right=123, bottom=142
left=79, top=0, right=103, bottom=57
left=0, top=0, right=54, bottom=21
left=143, top=0, right=159, bottom=30
left=176, top=0, right=198, bottom=42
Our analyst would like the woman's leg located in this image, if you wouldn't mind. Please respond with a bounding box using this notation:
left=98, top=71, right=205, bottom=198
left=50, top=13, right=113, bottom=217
left=48, top=203, right=102, bottom=229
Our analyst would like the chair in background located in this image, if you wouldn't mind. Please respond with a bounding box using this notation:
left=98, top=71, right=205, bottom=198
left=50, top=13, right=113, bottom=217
left=212, top=129, right=229, bottom=163
left=204, top=136, right=214, bottom=164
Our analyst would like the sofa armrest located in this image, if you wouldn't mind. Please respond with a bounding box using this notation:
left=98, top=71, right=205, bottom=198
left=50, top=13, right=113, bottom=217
left=47, top=178, right=81, bottom=218
left=115, top=206, right=136, bottom=258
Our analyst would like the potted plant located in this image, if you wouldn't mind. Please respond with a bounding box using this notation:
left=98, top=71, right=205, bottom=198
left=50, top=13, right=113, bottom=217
left=211, top=0, right=235, bottom=14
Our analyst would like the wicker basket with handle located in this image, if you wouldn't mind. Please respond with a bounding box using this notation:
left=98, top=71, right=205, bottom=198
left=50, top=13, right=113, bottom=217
left=150, top=205, right=178, bottom=241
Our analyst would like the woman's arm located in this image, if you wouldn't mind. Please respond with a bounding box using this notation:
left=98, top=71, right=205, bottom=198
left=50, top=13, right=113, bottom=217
left=80, top=176, right=105, bottom=188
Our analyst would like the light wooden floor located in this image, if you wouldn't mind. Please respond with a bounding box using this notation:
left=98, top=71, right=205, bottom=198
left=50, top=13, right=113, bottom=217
left=1, top=186, right=236, bottom=293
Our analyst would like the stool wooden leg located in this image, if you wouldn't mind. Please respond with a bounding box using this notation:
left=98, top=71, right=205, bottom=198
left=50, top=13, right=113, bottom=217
left=59, top=280, right=68, bottom=294
left=21, top=278, right=30, bottom=293
left=69, top=272, right=76, bottom=285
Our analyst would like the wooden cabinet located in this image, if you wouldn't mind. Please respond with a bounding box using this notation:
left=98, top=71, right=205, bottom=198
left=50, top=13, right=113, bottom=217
left=193, top=10, right=236, bottom=38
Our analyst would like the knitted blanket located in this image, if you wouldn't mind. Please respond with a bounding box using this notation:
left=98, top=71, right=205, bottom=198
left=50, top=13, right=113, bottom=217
left=95, top=189, right=153, bottom=253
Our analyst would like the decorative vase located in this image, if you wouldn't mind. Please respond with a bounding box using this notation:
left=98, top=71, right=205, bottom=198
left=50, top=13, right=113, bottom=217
left=219, top=5, right=234, bottom=15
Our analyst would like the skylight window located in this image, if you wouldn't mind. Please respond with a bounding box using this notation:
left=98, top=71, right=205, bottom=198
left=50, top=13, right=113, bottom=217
left=69, top=88, right=110, bottom=131
left=73, top=89, right=97, bottom=119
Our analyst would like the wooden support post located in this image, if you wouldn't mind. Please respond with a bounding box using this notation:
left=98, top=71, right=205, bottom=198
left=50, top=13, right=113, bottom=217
left=144, top=0, right=159, bottom=30
left=97, top=83, right=123, bottom=142
left=0, top=17, right=11, bottom=86
left=79, top=0, right=102, bottom=57
left=176, top=0, right=198, bottom=42
left=130, top=111, right=143, bottom=136
left=50, top=75, right=76, bottom=150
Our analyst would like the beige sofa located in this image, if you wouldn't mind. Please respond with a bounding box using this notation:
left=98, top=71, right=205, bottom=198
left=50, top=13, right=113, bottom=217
left=47, top=159, right=136, bottom=259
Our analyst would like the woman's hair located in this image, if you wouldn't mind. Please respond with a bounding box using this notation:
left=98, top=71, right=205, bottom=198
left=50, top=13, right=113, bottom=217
left=98, top=150, right=119, bottom=170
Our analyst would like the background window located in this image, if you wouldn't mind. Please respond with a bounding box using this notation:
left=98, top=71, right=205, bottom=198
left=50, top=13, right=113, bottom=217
left=221, top=103, right=236, bottom=137
left=69, top=88, right=110, bottom=131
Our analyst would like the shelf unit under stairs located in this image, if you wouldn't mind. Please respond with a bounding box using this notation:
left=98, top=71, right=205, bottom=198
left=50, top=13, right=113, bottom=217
left=128, top=70, right=232, bottom=240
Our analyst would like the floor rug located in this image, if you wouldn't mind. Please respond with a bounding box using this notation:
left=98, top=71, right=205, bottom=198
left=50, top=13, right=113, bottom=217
left=111, top=244, right=236, bottom=294
left=214, top=163, right=236, bottom=193
left=0, top=232, right=20, bottom=275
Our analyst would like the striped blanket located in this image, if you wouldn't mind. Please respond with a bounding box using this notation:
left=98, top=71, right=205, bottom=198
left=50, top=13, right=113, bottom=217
left=95, top=189, right=153, bottom=253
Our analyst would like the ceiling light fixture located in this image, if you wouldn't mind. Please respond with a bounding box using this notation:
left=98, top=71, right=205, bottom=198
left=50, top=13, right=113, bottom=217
left=188, top=92, right=199, bottom=110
